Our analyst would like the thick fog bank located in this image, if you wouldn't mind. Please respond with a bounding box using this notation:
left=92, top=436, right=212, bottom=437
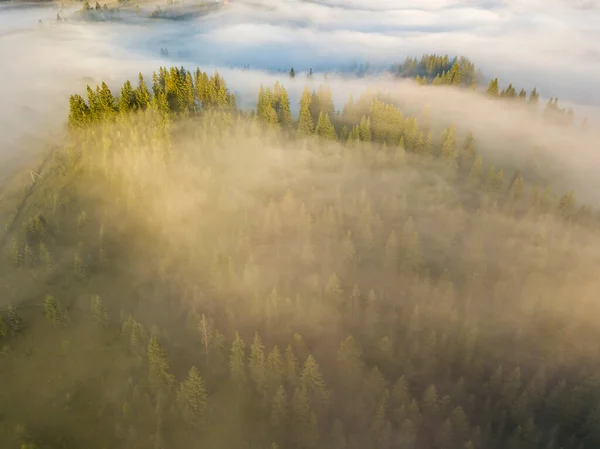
left=0, top=0, right=598, bottom=189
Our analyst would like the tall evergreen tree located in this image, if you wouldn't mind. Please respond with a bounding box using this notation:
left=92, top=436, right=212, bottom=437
left=297, top=86, right=315, bottom=139
left=119, top=80, right=137, bottom=114
left=278, top=88, right=293, bottom=129
left=315, top=112, right=338, bottom=141
left=229, top=331, right=247, bottom=387
left=135, top=73, right=151, bottom=110
left=486, top=78, right=499, bottom=97
left=249, top=332, right=267, bottom=397
left=300, top=354, right=329, bottom=410
left=176, top=366, right=207, bottom=427
left=148, top=335, right=175, bottom=391
left=44, top=295, right=69, bottom=328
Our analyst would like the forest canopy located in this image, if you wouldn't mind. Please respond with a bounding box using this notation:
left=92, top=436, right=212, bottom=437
left=0, top=59, right=599, bottom=449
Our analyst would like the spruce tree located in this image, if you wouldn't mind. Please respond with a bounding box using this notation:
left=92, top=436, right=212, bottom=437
left=44, top=295, right=69, bottom=328
left=91, top=295, right=109, bottom=328
left=324, top=273, right=343, bottom=305
left=249, top=332, right=267, bottom=397
left=176, top=366, right=207, bottom=427
left=337, top=336, right=364, bottom=390
left=98, top=82, right=118, bottom=120
left=358, top=116, right=372, bottom=142
left=292, top=386, right=318, bottom=449
left=300, top=354, right=329, bottom=409
left=148, top=335, right=174, bottom=391
left=486, top=78, right=499, bottom=97
left=229, top=331, right=246, bottom=387
left=7, top=306, right=24, bottom=336
left=296, top=86, right=315, bottom=139
left=0, top=316, right=7, bottom=340
left=440, top=125, right=458, bottom=167
left=285, top=344, right=299, bottom=389
left=529, top=87, right=539, bottom=106
left=266, top=346, right=285, bottom=394
left=119, top=80, right=137, bottom=114
left=278, top=88, right=293, bottom=129
left=68, top=94, right=90, bottom=130
left=270, top=385, right=288, bottom=428
left=315, top=112, right=338, bottom=140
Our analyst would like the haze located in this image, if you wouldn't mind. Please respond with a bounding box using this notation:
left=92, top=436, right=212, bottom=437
left=2, top=2, right=600, bottom=448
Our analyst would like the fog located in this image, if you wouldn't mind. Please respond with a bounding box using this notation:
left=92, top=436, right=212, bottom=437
left=3, top=2, right=600, bottom=447
left=0, top=0, right=598, bottom=205
left=1, top=0, right=599, bottom=160
left=0, top=0, right=598, bottom=185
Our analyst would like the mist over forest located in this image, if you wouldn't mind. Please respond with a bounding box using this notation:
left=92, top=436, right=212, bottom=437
left=1, top=1, right=600, bottom=449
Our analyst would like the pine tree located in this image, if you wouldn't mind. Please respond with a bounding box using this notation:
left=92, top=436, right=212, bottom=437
left=249, top=332, right=267, bottom=397
left=270, top=384, right=288, bottom=428
left=198, top=313, right=225, bottom=360
left=296, top=86, right=315, bottom=139
left=7, top=306, right=24, bottom=336
left=391, top=376, right=410, bottom=424
left=486, top=78, right=499, bottom=97
left=119, top=80, right=137, bottom=114
left=44, top=295, right=69, bottom=328
left=370, top=393, right=392, bottom=449
left=337, top=336, right=364, bottom=390
left=448, top=62, right=462, bottom=85
left=300, top=354, right=329, bottom=409
left=501, top=83, right=517, bottom=98
left=289, top=67, right=295, bottom=78
left=292, top=386, right=318, bottom=449
left=451, top=406, right=470, bottom=443
left=91, top=295, right=109, bottom=328
left=0, top=316, right=8, bottom=339
left=266, top=346, right=285, bottom=394
left=229, top=331, right=246, bottom=387
left=398, top=419, right=417, bottom=449
left=315, top=112, right=338, bottom=140
left=529, top=87, right=539, bottom=106
left=129, top=320, right=147, bottom=357
left=278, top=88, right=293, bottom=129
left=324, top=273, right=343, bottom=305
left=68, top=94, right=90, bottom=130
left=440, top=125, right=458, bottom=167
left=285, top=344, right=299, bottom=388
left=148, top=335, right=174, bottom=391
left=98, top=82, right=118, bottom=120
left=359, top=116, right=372, bottom=142
left=176, top=366, right=207, bottom=427
left=469, top=155, right=483, bottom=180
left=135, top=73, right=151, bottom=110
left=422, top=384, right=439, bottom=417
left=342, top=231, right=357, bottom=266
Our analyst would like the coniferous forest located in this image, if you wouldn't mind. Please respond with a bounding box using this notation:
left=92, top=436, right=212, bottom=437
left=1, top=57, right=600, bottom=449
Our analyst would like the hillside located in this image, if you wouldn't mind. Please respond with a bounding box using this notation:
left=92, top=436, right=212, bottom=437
left=1, top=64, right=600, bottom=449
